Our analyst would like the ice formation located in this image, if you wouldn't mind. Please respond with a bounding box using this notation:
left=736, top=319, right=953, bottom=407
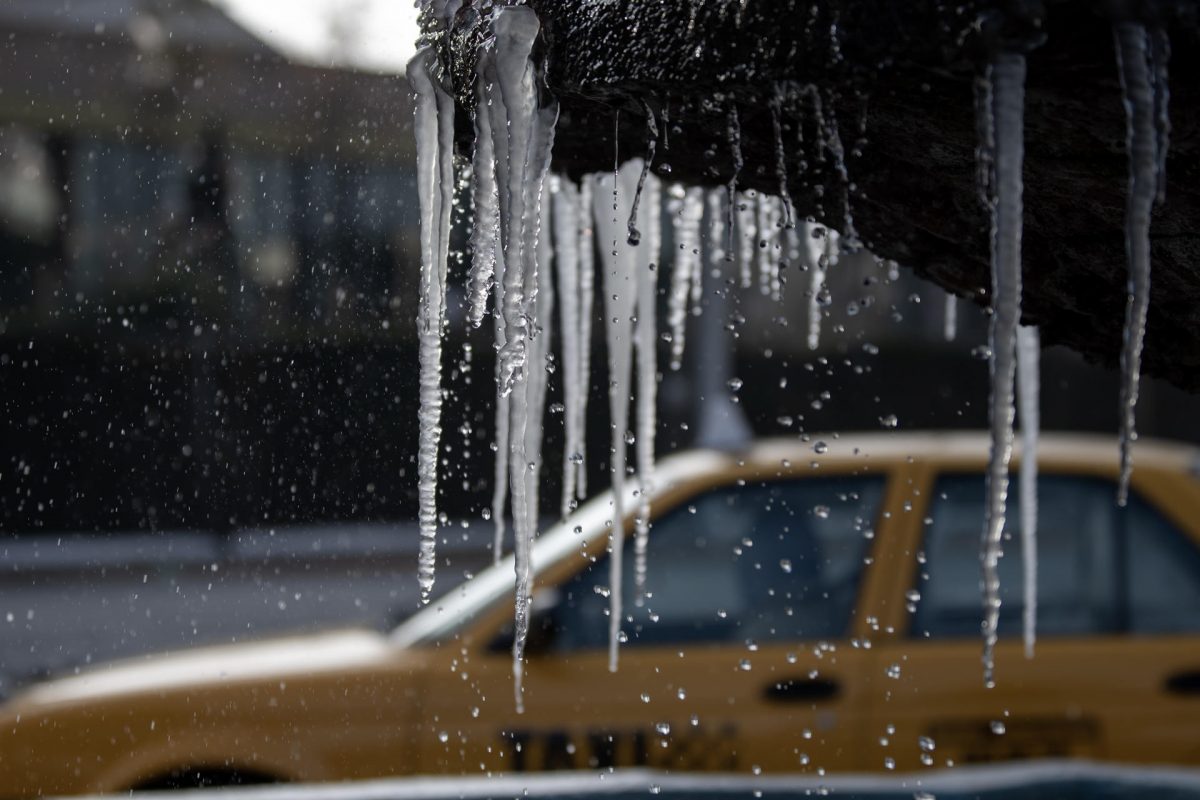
left=757, top=195, right=783, bottom=300
left=943, top=292, right=958, bottom=342
left=552, top=178, right=584, bottom=517
left=406, top=4, right=1179, bottom=701
left=666, top=186, right=704, bottom=371
left=576, top=177, right=596, bottom=500
left=979, top=52, right=1026, bottom=689
left=634, top=177, right=661, bottom=607
left=408, top=45, right=455, bottom=604
left=806, top=223, right=837, bottom=351
left=1016, top=324, right=1040, bottom=659
left=737, top=192, right=757, bottom=289
left=593, top=160, right=641, bottom=670
left=1113, top=22, right=1170, bottom=507
left=467, top=65, right=499, bottom=329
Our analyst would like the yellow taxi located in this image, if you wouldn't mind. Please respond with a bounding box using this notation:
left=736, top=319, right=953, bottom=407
left=2, top=432, right=1200, bottom=795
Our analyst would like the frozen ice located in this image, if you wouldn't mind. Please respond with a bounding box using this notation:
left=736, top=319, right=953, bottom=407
left=592, top=160, right=646, bottom=671
left=1114, top=22, right=1169, bottom=507
left=408, top=45, right=456, bottom=604
left=467, top=59, right=499, bottom=328
left=552, top=177, right=584, bottom=517
left=1016, top=324, right=1040, bottom=659
left=666, top=186, right=704, bottom=371
left=980, top=52, right=1026, bottom=688
left=633, top=173, right=661, bottom=606
left=943, top=292, right=958, bottom=342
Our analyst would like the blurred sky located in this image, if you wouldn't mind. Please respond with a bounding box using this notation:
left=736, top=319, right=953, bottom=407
left=209, top=0, right=418, bottom=73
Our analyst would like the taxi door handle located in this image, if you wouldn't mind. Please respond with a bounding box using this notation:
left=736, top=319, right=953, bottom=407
left=1165, top=670, right=1200, bottom=695
left=763, top=677, right=840, bottom=703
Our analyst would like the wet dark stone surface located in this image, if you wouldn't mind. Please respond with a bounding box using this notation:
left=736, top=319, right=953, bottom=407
left=432, top=1, right=1200, bottom=392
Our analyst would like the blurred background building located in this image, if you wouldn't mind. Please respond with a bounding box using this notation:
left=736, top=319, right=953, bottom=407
left=2, top=0, right=1197, bottom=698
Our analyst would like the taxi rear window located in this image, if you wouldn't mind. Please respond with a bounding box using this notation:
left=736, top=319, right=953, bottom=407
left=912, top=473, right=1200, bottom=639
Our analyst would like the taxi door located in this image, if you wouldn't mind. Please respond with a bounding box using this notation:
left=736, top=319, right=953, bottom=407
left=866, top=461, right=1200, bottom=770
left=419, top=465, right=908, bottom=775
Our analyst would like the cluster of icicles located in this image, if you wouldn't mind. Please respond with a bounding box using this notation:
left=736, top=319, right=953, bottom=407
left=410, top=5, right=1172, bottom=702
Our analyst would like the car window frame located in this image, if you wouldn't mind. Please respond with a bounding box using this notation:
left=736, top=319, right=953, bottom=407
left=889, top=457, right=1200, bottom=644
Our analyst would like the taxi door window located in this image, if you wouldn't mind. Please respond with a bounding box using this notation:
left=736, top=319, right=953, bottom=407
left=552, top=477, right=885, bottom=651
left=912, top=474, right=1200, bottom=639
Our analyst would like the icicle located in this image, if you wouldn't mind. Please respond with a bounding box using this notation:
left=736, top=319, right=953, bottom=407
left=725, top=107, right=742, bottom=258
left=468, top=57, right=499, bottom=328
left=980, top=52, right=1026, bottom=689
left=491, top=7, right=541, bottom=397
left=482, top=5, right=560, bottom=712
left=522, top=181, right=554, bottom=554
left=737, top=191, right=756, bottom=289
left=1114, top=22, right=1168, bottom=507
left=576, top=177, right=596, bottom=500
left=408, top=46, right=455, bottom=604
left=633, top=174, right=661, bottom=606
left=806, top=223, right=835, bottom=351
left=592, top=160, right=644, bottom=671
left=695, top=187, right=754, bottom=450
left=1016, top=324, right=1040, bottom=659
left=770, top=86, right=795, bottom=229
left=553, top=178, right=583, bottom=517
left=626, top=101, right=659, bottom=246
left=707, top=188, right=726, bottom=267
left=491, top=252, right=510, bottom=565
left=667, top=186, right=703, bottom=370
left=944, top=292, right=958, bottom=342
left=757, top=195, right=783, bottom=299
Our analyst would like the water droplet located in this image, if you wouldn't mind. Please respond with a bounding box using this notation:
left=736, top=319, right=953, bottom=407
left=813, top=505, right=831, bottom=519
left=990, top=720, right=1007, bottom=735
left=813, top=440, right=829, bottom=454
left=886, top=663, right=902, bottom=679
left=438, top=731, right=449, bottom=743
left=655, top=722, right=671, bottom=735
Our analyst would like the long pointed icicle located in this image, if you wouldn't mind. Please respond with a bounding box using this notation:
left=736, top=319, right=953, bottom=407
left=553, top=178, right=583, bottom=516
left=633, top=174, right=661, bottom=606
left=980, top=52, right=1026, bottom=689
left=757, top=195, right=783, bottom=300
left=576, top=177, right=596, bottom=500
left=594, top=160, right=643, bottom=672
left=468, top=56, right=499, bottom=328
left=944, top=292, right=959, bottom=342
left=1016, top=324, right=1040, bottom=659
left=483, top=4, right=560, bottom=713
left=667, top=185, right=704, bottom=371
left=491, top=248, right=510, bottom=564
left=522, top=181, right=554, bottom=558
left=737, top=191, right=757, bottom=289
left=492, top=7, right=541, bottom=397
left=1114, top=22, right=1167, bottom=507
left=409, top=46, right=455, bottom=604
left=806, top=224, right=835, bottom=351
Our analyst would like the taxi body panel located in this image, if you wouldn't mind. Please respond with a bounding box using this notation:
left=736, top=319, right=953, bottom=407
left=1, top=433, right=1198, bottom=795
